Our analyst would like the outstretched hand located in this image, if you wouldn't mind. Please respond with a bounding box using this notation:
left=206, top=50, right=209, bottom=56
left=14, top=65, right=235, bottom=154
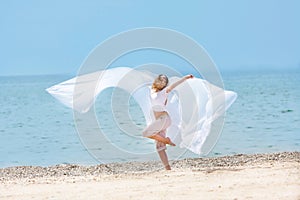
left=185, top=74, right=194, bottom=79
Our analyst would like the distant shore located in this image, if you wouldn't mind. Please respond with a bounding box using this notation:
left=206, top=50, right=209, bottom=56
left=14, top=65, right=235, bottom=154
left=1, top=152, right=299, bottom=200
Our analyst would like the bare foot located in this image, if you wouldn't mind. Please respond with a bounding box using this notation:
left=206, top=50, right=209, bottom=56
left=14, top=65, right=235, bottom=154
left=165, top=137, right=176, bottom=146
left=165, top=165, right=171, bottom=170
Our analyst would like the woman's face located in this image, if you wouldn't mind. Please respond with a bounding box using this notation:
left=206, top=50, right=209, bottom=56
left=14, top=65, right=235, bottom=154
left=154, top=75, right=168, bottom=90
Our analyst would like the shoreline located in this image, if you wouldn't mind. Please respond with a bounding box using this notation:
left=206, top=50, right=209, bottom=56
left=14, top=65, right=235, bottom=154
left=1, top=151, right=299, bottom=181
left=1, top=152, right=299, bottom=200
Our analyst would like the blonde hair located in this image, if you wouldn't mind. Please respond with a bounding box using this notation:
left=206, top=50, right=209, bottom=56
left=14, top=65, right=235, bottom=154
left=152, top=74, right=169, bottom=92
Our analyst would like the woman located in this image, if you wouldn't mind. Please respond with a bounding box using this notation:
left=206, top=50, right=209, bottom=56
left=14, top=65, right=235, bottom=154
left=142, top=74, right=194, bottom=170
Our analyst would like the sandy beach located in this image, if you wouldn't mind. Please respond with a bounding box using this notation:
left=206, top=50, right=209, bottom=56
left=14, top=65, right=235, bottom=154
left=1, top=152, right=299, bottom=200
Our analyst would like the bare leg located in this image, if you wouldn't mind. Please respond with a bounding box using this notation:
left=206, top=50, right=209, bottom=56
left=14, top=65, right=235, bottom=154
left=149, top=134, right=175, bottom=146
left=158, top=149, right=171, bottom=170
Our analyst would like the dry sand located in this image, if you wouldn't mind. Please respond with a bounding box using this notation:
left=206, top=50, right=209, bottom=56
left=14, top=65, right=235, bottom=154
left=1, top=152, right=299, bottom=200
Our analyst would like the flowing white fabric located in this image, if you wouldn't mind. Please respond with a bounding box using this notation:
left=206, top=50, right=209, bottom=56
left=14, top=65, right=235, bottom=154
left=46, top=67, right=237, bottom=154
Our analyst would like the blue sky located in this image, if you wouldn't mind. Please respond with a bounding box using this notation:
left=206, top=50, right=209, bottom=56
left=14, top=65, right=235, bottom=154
left=1, top=0, right=300, bottom=75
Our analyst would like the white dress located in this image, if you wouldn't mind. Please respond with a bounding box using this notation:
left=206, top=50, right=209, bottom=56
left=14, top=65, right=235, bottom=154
left=46, top=67, right=237, bottom=155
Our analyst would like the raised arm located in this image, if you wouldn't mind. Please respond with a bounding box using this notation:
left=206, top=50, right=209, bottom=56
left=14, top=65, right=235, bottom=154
left=166, top=74, right=193, bottom=93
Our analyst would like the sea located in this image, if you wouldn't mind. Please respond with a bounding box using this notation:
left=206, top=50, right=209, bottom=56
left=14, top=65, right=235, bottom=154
left=0, top=69, right=299, bottom=168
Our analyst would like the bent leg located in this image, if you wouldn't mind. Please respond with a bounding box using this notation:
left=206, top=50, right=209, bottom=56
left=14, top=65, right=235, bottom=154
left=142, top=115, right=174, bottom=145
left=149, top=134, right=175, bottom=146
left=142, top=116, right=170, bottom=137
